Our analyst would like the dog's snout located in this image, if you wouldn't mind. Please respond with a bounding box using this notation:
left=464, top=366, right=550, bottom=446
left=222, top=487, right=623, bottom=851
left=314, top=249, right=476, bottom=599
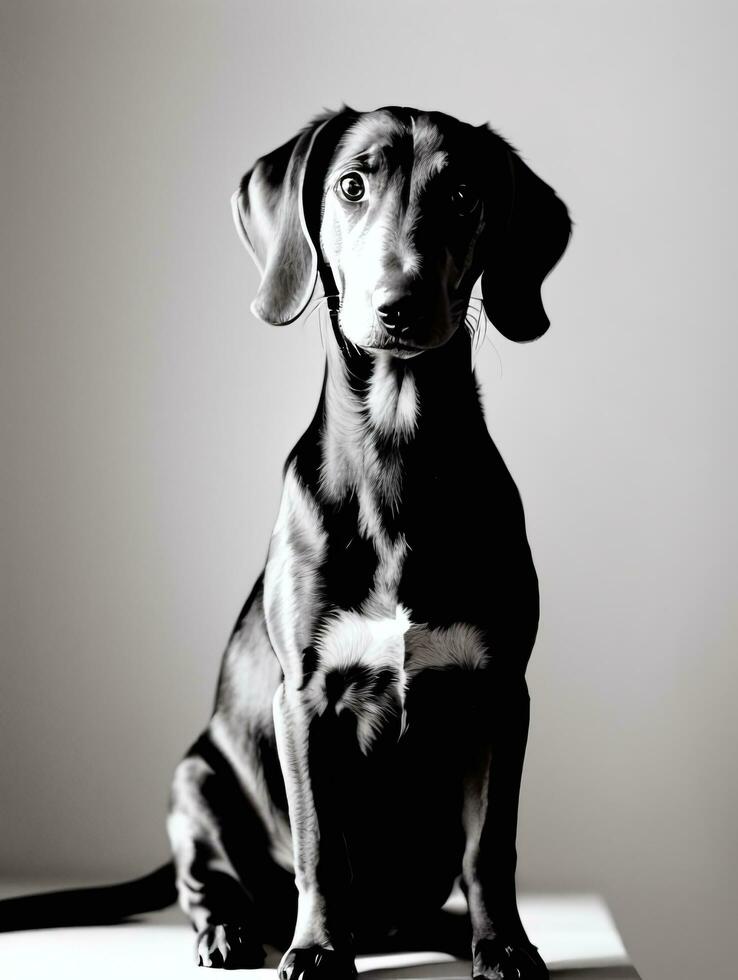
left=376, top=294, right=416, bottom=336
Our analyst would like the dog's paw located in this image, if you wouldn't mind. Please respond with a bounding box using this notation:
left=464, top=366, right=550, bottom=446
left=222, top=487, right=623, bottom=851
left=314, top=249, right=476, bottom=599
left=472, top=938, right=548, bottom=980
left=196, top=923, right=265, bottom=969
left=278, top=945, right=357, bottom=980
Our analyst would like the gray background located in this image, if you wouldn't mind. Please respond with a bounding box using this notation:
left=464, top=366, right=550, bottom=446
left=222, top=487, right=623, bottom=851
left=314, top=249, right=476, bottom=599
left=1, top=2, right=736, bottom=979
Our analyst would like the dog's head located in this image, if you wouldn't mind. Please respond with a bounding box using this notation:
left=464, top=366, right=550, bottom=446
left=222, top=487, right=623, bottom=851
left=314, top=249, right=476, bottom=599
left=233, top=106, right=570, bottom=356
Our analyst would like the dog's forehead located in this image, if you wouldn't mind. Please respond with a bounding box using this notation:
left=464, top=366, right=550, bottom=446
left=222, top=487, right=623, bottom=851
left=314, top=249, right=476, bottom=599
left=330, top=110, right=461, bottom=181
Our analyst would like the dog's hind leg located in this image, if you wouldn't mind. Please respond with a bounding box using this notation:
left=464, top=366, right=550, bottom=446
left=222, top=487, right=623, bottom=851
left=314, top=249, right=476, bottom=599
left=168, top=731, right=296, bottom=969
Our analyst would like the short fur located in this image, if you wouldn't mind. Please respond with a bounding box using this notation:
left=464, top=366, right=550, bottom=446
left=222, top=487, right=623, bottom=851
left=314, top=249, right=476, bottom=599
left=0, top=106, right=570, bottom=980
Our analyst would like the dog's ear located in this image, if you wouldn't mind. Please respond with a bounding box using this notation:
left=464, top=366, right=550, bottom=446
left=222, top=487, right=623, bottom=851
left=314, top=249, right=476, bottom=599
left=480, top=134, right=571, bottom=343
left=232, top=108, right=357, bottom=326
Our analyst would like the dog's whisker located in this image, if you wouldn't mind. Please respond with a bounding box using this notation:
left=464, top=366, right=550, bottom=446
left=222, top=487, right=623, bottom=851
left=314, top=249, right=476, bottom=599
left=466, top=305, right=482, bottom=335
left=305, top=294, right=341, bottom=326
left=479, top=313, right=503, bottom=378
left=305, top=303, right=326, bottom=327
left=317, top=309, right=328, bottom=352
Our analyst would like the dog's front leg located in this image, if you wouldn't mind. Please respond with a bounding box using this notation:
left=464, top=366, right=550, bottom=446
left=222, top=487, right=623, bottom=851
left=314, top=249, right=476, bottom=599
left=264, top=465, right=357, bottom=977
left=463, top=677, right=548, bottom=980
left=273, top=679, right=357, bottom=980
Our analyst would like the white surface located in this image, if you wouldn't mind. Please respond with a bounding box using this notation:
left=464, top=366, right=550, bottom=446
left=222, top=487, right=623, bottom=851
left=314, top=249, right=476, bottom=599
left=0, top=884, right=631, bottom=979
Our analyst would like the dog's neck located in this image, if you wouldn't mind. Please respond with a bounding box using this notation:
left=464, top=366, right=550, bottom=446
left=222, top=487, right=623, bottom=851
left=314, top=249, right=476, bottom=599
left=315, top=326, right=484, bottom=506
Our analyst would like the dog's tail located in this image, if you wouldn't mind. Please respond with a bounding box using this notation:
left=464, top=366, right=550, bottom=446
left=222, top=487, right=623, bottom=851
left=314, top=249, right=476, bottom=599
left=0, top=862, right=177, bottom=932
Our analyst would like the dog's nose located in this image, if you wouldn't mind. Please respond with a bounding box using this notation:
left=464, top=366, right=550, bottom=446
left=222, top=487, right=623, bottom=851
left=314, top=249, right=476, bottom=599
left=376, top=295, right=414, bottom=337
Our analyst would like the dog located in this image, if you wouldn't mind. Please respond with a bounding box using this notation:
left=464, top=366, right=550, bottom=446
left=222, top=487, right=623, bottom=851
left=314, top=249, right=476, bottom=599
left=0, top=106, right=570, bottom=980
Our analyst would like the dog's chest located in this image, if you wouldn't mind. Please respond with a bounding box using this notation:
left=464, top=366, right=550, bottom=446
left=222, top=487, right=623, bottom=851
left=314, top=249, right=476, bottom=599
left=264, top=460, right=488, bottom=752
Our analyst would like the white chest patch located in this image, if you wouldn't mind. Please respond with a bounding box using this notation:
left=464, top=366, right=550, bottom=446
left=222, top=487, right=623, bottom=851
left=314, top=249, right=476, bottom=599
left=366, top=355, right=418, bottom=440
left=302, top=604, right=489, bottom=753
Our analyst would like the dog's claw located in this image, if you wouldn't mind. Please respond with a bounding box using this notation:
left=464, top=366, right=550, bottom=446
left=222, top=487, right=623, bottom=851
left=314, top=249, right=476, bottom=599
left=279, top=945, right=357, bottom=980
left=472, top=938, right=548, bottom=980
left=196, top=923, right=265, bottom=970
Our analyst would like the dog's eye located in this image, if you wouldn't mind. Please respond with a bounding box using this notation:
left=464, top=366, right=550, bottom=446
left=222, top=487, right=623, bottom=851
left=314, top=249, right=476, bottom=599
left=338, top=172, right=366, bottom=202
left=450, top=184, right=479, bottom=215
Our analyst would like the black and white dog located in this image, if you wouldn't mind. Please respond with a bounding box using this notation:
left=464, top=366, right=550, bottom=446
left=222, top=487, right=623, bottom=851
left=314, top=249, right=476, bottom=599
left=0, top=106, right=570, bottom=980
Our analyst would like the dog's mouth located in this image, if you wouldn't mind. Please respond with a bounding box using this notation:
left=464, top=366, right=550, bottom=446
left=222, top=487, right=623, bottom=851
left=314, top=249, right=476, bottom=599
left=341, top=309, right=464, bottom=359
left=363, top=340, right=425, bottom=359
